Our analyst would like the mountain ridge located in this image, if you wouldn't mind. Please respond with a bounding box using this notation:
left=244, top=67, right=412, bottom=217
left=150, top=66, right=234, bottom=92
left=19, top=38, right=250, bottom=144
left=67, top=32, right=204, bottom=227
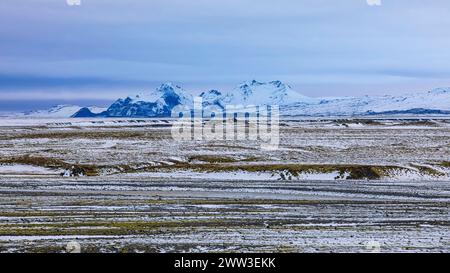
left=11, top=105, right=106, bottom=118
left=8, top=81, right=450, bottom=118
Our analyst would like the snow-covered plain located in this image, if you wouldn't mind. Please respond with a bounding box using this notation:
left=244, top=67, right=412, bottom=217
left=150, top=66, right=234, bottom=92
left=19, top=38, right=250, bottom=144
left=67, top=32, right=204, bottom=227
left=0, top=117, right=448, bottom=253
left=1, top=117, right=448, bottom=180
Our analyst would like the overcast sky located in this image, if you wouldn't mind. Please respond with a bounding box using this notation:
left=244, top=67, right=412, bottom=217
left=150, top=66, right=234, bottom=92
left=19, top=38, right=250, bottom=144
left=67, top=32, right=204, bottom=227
left=1, top=0, right=450, bottom=109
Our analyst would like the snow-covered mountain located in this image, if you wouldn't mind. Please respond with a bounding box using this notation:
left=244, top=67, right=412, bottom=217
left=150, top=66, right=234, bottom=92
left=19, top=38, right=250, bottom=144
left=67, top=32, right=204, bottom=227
left=10, top=81, right=450, bottom=118
left=283, top=87, right=450, bottom=116
left=74, top=81, right=450, bottom=117
left=14, top=105, right=106, bottom=118
left=73, top=83, right=193, bottom=118
left=232, top=80, right=316, bottom=105
left=74, top=80, right=315, bottom=118
left=200, top=80, right=315, bottom=108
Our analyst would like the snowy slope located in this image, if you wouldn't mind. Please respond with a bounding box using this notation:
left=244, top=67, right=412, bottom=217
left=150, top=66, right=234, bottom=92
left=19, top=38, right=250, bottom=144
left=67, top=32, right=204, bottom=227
left=15, top=105, right=106, bottom=118
left=200, top=81, right=450, bottom=116
left=283, top=87, right=450, bottom=116
left=231, top=80, right=316, bottom=105
left=199, top=80, right=316, bottom=112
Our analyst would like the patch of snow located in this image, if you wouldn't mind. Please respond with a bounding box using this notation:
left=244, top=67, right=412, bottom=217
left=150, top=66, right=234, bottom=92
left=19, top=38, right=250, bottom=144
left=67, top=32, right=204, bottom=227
left=0, top=164, right=60, bottom=175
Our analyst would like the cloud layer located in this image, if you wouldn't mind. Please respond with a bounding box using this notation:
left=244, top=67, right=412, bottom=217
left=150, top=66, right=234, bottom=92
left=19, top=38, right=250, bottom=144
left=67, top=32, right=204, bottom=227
left=1, top=0, right=450, bottom=103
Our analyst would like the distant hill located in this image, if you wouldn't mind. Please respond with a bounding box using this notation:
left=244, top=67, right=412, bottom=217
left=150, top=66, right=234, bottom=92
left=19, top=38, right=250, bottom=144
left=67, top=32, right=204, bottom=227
left=13, top=105, right=106, bottom=118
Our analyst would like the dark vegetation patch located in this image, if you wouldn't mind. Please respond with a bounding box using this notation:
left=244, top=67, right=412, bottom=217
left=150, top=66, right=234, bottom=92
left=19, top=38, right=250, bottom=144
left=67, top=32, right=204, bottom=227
left=335, top=119, right=382, bottom=126
left=0, top=219, right=263, bottom=236
left=0, top=155, right=99, bottom=176
left=188, top=155, right=238, bottom=163
left=338, top=166, right=384, bottom=180
left=439, top=161, right=450, bottom=168
left=187, top=155, right=262, bottom=164
left=145, top=163, right=405, bottom=180
left=392, top=121, right=439, bottom=127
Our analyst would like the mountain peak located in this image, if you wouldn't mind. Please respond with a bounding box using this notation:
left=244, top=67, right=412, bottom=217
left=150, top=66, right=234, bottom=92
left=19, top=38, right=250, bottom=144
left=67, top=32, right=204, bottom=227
left=93, top=83, right=194, bottom=118
left=158, top=82, right=193, bottom=107
left=269, top=80, right=290, bottom=89
left=158, top=82, right=182, bottom=91
left=238, top=80, right=263, bottom=88
left=230, top=80, right=312, bottom=105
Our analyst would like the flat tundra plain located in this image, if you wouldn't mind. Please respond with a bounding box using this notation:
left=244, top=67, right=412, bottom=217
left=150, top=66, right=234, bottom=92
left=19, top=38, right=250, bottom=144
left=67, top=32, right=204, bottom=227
left=0, top=117, right=449, bottom=253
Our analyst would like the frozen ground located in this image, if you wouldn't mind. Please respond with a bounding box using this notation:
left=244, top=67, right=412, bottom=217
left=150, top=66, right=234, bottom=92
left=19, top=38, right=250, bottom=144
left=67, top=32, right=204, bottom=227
left=0, top=117, right=448, bottom=252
